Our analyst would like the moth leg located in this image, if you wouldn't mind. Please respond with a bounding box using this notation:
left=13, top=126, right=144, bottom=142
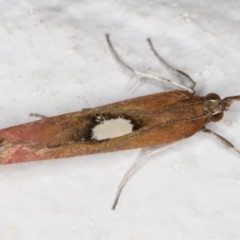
left=147, top=38, right=196, bottom=92
left=106, top=34, right=194, bottom=93
left=112, top=142, right=176, bottom=210
left=29, top=113, right=48, bottom=119
left=202, top=127, right=240, bottom=154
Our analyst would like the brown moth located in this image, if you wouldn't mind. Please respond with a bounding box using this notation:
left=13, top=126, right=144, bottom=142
left=0, top=34, right=239, bottom=209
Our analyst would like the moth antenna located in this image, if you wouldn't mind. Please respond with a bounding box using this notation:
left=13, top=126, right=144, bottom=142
left=29, top=113, right=48, bottom=119
left=105, top=34, right=194, bottom=93
left=147, top=38, right=196, bottom=92
left=112, top=143, right=176, bottom=210
left=202, top=127, right=240, bottom=154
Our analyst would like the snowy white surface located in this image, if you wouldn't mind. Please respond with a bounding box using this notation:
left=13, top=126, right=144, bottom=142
left=1, top=1, right=240, bottom=239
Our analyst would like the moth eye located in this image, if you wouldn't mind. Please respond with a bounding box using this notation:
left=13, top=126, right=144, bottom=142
left=210, top=112, right=224, bottom=122
left=206, top=93, right=220, bottom=100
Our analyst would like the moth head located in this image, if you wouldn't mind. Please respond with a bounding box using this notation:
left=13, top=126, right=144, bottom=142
left=205, top=93, right=240, bottom=122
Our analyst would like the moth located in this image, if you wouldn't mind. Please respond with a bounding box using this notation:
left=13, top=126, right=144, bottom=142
left=0, top=34, right=239, bottom=209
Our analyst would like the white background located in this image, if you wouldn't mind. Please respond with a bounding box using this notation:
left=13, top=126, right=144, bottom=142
left=0, top=1, right=240, bottom=239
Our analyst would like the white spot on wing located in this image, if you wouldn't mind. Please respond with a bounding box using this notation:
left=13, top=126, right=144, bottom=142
left=91, top=117, right=133, bottom=140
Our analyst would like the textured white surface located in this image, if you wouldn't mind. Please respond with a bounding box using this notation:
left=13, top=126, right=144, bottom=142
left=0, top=1, right=240, bottom=240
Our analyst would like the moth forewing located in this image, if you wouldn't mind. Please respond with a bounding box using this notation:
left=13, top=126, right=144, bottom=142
left=0, top=91, right=207, bottom=164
